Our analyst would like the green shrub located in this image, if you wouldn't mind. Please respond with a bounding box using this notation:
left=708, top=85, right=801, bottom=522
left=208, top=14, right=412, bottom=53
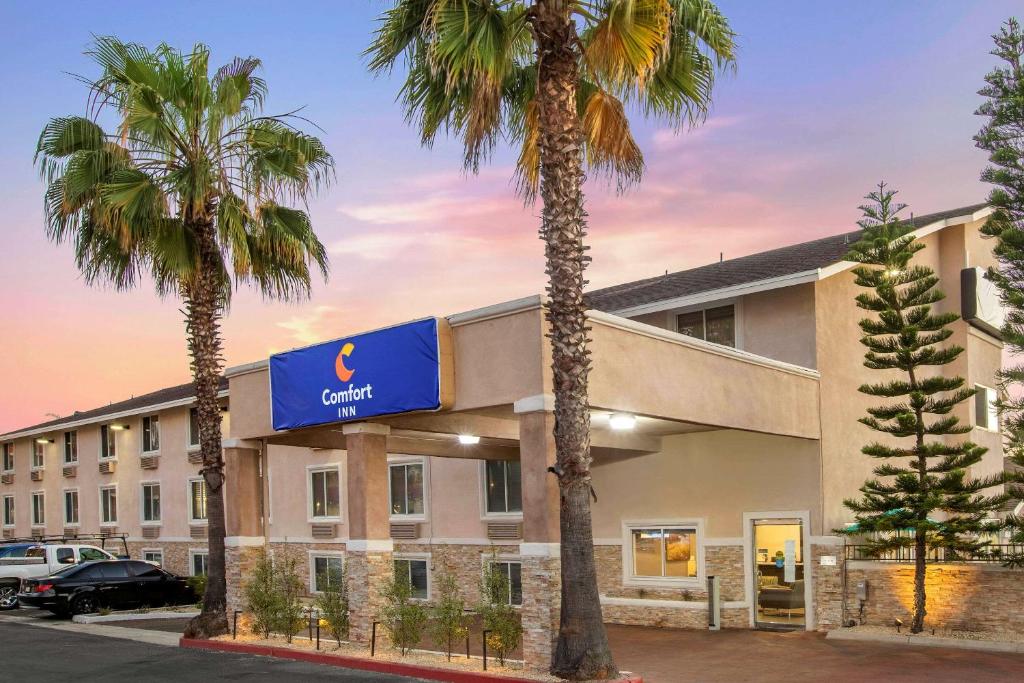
left=379, top=571, right=429, bottom=655
left=314, top=565, right=350, bottom=646
left=272, top=549, right=306, bottom=643
left=478, top=560, right=522, bottom=666
left=186, top=575, right=208, bottom=603
left=243, top=550, right=279, bottom=638
left=428, top=564, right=468, bottom=661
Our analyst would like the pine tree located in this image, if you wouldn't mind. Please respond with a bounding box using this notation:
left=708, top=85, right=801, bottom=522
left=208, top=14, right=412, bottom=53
left=839, top=184, right=1009, bottom=633
left=975, top=17, right=1024, bottom=565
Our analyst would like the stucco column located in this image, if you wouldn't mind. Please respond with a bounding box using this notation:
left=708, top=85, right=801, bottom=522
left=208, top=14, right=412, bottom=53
left=343, top=422, right=393, bottom=644
left=516, top=407, right=561, bottom=673
left=222, top=441, right=265, bottom=618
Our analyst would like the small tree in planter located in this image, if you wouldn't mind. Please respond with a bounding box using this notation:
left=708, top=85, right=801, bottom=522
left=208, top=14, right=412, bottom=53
left=314, top=565, right=350, bottom=647
left=838, top=184, right=1009, bottom=633
left=428, top=563, right=468, bottom=662
left=272, top=550, right=307, bottom=644
left=244, top=550, right=279, bottom=639
left=379, top=569, right=429, bottom=655
left=478, top=560, right=522, bottom=666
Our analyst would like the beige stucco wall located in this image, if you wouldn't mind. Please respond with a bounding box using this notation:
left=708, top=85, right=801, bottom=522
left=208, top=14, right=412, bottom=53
left=589, top=429, right=823, bottom=539
left=741, top=284, right=818, bottom=368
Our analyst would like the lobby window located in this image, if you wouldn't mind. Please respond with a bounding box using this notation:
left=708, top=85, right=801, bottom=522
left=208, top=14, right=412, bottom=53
left=975, top=385, right=999, bottom=431
left=100, top=425, right=117, bottom=460
left=676, top=304, right=735, bottom=347
left=63, top=431, right=78, bottom=464
left=2, top=495, right=13, bottom=527
left=188, top=408, right=200, bottom=449
left=190, top=550, right=209, bottom=576
left=626, top=524, right=699, bottom=585
left=99, top=486, right=118, bottom=525
left=63, top=489, right=80, bottom=526
left=143, top=549, right=164, bottom=567
left=31, top=492, right=45, bottom=526
left=189, top=478, right=208, bottom=523
left=485, top=560, right=522, bottom=606
left=142, top=483, right=161, bottom=523
left=311, top=554, right=344, bottom=593
left=32, top=442, right=45, bottom=469
left=389, top=460, right=425, bottom=517
left=142, top=415, right=160, bottom=453
left=485, top=460, right=522, bottom=515
left=1, top=443, right=13, bottom=472
left=394, top=556, right=429, bottom=600
left=309, top=466, right=341, bottom=520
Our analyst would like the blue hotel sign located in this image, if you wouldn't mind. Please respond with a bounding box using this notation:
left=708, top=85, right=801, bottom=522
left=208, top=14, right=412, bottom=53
left=269, top=318, right=453, bottom=431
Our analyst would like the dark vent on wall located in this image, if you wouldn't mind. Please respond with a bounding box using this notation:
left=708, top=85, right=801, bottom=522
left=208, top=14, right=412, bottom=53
left=188, top=451, right=204, bottom=465
left=486, top=522, right=523, bottom=541
left=140, top=455, right=159, bottom=470
left=98, top=461, right=116, bottom=475
left=190, top=525, right=208, bottom=539
left=62, top=466, right=77, bottom=478
left=311, top=523, right=336, bottom=540
left=30, top=470, right=43, bottom=482
left=390, top=523, right=419, bottom=540
left=142, top=526, right=160, bottom=540
left=0, top=474, right=12, bottom=485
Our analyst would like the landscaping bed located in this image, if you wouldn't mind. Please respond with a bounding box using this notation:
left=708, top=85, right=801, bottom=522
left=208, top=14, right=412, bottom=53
left=827, top=624, right=1024, bottom=653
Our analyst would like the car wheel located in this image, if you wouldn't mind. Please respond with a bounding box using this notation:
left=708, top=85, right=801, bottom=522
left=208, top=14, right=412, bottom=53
left=70, top=594, right=98, bottom=616
left=0, top=583, right=19, bottom=610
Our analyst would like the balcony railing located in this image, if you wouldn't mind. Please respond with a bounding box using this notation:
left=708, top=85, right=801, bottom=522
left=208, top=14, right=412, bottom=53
left=844, top=543, right=1024, bottom=563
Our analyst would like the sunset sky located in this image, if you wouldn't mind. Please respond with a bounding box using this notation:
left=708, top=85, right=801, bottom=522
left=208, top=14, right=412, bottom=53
left=0, top=1, right=1018, bottom=432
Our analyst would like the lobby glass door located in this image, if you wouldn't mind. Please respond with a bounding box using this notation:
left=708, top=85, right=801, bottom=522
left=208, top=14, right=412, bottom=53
left=753, top=518, right=805, bottom=629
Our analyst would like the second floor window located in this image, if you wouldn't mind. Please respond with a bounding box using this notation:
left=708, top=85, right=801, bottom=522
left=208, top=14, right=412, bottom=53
left=309, top=467, right=340, bottom=520
left=31, top=492, right=45, bottom=526
left=64, top=431, right=78, bottom=464
left=1, top=444, right=13, bottom=472
left=389, top=461, right=425, bottom=517
left=100, top=425, right=117, bottom=459
left=2, top=496, right=13, bottom=526
left=189, top=408, right=200, bottom=448
left=142, top=416, right=160, bottom=453
left=64, top=489, right=79, bottom=525
left=100, top=486, right=117, bottom=525
left=676, top=304, right=736, bottom=347
left=189, top=479, right=208, bottom=522
left=142, top=483, right=161, bottom=523
left=485, top=461, right=522, bottom=515
left=32, top=442, right=44, bottom=469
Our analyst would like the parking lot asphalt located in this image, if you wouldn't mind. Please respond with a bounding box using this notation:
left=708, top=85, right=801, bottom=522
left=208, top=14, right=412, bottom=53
left=0, top=612, right=416, bottom=682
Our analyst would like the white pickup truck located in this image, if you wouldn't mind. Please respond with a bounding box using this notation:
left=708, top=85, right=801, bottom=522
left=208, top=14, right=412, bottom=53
left=0, top=544, right=118, bottom=609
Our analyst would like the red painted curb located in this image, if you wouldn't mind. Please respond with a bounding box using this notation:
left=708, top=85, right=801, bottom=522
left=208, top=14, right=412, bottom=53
left=179, top=638, right=642, bottom=683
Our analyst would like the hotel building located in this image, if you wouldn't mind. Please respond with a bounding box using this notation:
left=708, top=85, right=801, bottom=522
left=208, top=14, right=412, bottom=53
left=2, top=202, right=1019, bottom=668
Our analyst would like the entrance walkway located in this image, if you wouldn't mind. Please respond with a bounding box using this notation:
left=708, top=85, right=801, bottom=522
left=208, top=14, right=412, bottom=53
left=606, top=625, right=1024, bottom=683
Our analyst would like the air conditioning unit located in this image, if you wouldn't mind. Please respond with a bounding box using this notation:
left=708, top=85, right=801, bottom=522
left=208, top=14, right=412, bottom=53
left=98, top=460, right=116, bottom=475
left=311, top=523, right=336, bottom=540
left=190, top=525, right=208, bottom=539
left=486, top=522, right=523, bottom=541
left=2, top=529, right=13, bottom=539
left=0, top=474, right=13, bottom=485
left=188, top=451, right=204, bottom=465
left=142, top=526, right=160, bottom=539
left=140, top=455, right=159, bottom=470
left=390, top=523, right=419, bottom=540
left=30, top=470, right=43, bottom=482
left=62, top=466, right=77, bottom=478
left=100, top=527, right=119, bottom=537
left=63, top=528, right=79, bottom=538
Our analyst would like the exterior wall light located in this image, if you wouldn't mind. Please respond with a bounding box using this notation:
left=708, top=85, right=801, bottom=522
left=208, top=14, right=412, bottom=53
left=109, top=424, right=130, bottom=431
left=458, top=434, right=480, bottom=445
left=609, top=413, right=637, bottom=431
left=36, top=438, right=55, bottom=444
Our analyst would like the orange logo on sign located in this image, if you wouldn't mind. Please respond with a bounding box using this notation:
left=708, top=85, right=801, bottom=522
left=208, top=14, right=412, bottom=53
left=335, top=342, right=355, bottom=382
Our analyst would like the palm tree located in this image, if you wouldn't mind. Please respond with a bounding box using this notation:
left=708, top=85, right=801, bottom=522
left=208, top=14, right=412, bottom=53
left=35, top=37, right=333, bottom=638
left=366, top=1, right=735, bottom=678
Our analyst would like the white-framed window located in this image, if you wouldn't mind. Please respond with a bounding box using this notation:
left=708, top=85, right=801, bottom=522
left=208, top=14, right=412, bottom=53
left=394, top=554, right=430, bottom=600
left=388, top=457, right=426, bottom=519
left=622, top=520, right=703, bottom=588
left=2, top=495, right=13, bottom=527
left=190, top=549, right=209, bottom=576
left=31, top=491, right=45, bottom=526
left=975, top=384, right=999, bottom=431
left=141, top=482, right=161, bottom=524
left=485, top=559, right=523, bottom=606
left=675, top=303, right=737, bottom=347
left=483, top=460, right=522, bottom=516
left=63, top=431, right=78, bottom=464
left=1, top=443, right=13, bottom=472
left=188, top=407, right=200, bottom=449
left=99, top=485, right=118, bottom=525
left=310, top=552, right=345, bottom=593
left=142, top=549, right=164, bottom=567
left=32, top=441, right=45, bottom=469
left=308, top=465, right=341, bottom=521
left=63, top=488, right=80, bottom=526
left=142, top=415, right=161, bottom=453
left=99, top=425, right=117, bottom=460
left=188, top=477, right=208, bottom=524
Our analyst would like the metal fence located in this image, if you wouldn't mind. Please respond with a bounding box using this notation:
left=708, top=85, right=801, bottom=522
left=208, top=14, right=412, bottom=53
left=844, top=543, right=1024, bottom=563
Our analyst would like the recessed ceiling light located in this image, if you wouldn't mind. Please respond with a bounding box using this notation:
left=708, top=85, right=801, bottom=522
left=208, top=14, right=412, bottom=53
left=609, top=413, right=637, bottom=431
left=458, top=434, right=480, bottom=445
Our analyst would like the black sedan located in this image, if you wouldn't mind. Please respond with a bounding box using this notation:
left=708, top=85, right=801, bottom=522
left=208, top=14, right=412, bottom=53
left=17, top=560, right=195, bottom=616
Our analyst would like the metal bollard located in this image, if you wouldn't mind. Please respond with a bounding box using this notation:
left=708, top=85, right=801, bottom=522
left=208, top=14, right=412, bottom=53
left=466, top=634, right=470, bottom=659
left=316, top=620, right=320, bottom=650
left=371, top=621, right=380, bottom=657
left=482, top=629, right=491, bottom=671
left=308, top=610, right=313, bottom=641
left=232, top=610, right=242, bottom=640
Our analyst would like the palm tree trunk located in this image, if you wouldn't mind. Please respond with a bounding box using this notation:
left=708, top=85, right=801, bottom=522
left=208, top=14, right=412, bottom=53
left=530, top=0, right=616, bottom=679
left=183, top=211, right=229, bottom=639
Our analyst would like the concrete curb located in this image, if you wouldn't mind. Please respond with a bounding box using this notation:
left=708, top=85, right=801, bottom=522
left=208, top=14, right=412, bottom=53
left=73, top=610, right=199, bottom=624
left=180, top=638, right=644, bottom=682
left=826, top=628, right=1024, bottom=654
